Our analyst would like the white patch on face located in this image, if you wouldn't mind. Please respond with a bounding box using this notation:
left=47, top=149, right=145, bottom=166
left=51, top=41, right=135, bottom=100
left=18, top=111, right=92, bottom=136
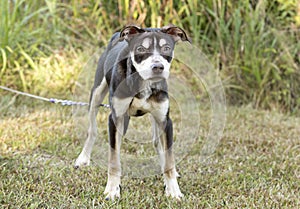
left=142, top=38, right=151, bottom=49
left=131, top=52, right=170, bottom=81
left=159, top=39, right=167, bottom=47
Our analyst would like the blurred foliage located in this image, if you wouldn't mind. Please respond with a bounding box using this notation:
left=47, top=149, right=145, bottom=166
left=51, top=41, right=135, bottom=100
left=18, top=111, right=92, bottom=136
left=0, top=0, right=299, bottom=113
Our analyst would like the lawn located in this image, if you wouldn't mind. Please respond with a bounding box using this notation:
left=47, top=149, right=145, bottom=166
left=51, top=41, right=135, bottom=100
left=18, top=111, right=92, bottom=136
left=1, top=99, right=299, bottom=208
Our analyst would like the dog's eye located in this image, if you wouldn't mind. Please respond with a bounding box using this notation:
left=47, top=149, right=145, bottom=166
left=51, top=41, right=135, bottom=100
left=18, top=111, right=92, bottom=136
left=162, top=45, right=171, bottom=52
left=136, top=46, right=146, bottom=53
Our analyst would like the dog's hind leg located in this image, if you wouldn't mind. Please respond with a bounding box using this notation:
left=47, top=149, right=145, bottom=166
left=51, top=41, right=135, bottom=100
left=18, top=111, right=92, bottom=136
left=74, top=79, right=108, bottom=168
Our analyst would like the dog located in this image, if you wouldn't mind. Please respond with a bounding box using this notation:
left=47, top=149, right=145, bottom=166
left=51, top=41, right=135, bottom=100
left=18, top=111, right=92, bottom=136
left=74, top=25, right=190, bottom=200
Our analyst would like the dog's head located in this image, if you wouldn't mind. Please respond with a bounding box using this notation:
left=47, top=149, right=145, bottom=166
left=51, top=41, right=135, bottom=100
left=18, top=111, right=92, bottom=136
left=120, top=25, right=190, bottom=82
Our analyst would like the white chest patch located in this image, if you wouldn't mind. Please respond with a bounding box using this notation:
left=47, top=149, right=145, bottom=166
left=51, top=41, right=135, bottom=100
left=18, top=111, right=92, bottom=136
left=129, top=97, right=151, bottom=115
left=128, top=96, right=169, bottom=121
left=127, top=83, right=169, bottom=121
left=128, top=84, right=152, bottom=116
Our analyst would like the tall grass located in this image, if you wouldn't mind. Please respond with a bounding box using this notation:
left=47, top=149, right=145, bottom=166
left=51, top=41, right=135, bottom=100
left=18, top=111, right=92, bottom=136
left=202, top=0, right=300, bottom=112
left=0, top=0, right=70, bottom=91
left=0, top=0, right=299, bottom=113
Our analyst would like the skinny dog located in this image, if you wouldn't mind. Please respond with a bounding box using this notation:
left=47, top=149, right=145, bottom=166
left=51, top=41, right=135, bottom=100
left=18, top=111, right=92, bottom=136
left=75, top=25, right=190, bottom=200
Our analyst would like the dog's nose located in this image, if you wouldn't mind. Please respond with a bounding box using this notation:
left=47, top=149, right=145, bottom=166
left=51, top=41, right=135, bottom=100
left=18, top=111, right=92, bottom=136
left=151, top=63, right=164, bottom=74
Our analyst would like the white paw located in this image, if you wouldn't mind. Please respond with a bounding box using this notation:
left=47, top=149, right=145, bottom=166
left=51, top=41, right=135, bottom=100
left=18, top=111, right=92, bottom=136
left=104, top=176, right=121, bottom=201
left=164, top=177, right=184, bottom=200
left=74, top=152, right=90, bottom=168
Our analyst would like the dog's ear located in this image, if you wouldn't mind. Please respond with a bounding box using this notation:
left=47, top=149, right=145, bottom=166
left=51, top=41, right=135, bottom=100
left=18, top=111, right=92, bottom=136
left=120, top=25, right=145, bottom=41
left=161, top=25, right=191, bottom=43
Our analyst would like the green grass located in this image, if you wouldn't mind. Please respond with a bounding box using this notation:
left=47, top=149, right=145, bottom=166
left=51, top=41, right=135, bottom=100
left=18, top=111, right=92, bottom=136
left=1, top=99, right=299, bottom=208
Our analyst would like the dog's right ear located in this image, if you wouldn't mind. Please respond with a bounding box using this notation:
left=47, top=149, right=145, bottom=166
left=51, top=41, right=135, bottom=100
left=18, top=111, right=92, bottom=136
left=120, top=25, right=145, bottom=41
left=161, top=25, right=191, bottom=43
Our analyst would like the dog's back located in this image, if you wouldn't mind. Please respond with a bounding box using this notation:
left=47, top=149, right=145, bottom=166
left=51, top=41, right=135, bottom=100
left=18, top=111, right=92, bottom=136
left=91, top=32, right=124, bottom=93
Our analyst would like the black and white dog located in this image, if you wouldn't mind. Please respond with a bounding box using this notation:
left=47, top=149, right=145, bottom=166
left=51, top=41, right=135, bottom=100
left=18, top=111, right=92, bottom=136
left=74, top=25, right=190, bottom=200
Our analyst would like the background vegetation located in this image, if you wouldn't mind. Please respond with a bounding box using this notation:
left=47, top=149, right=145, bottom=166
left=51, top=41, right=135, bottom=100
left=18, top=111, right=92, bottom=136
left=0, top=0, right=299, bottom=113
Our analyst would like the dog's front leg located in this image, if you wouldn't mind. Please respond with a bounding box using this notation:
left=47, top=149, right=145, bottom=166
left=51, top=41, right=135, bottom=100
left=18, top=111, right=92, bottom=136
left=152, top=115, right=183, bottom=199
left=104, top=113, right=123, bottom=200
left=104, top=97, right=131, bottom=200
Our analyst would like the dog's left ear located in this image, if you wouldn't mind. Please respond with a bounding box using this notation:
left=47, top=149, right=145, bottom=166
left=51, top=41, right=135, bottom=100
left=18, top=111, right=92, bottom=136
left=161, top=25, right=191, bottom=43
left=120, top=25, right=146, bottom=41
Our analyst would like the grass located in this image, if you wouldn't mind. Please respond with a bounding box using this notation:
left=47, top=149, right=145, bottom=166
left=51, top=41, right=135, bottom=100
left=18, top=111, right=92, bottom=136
left=1, top=98, right=299, bottom=208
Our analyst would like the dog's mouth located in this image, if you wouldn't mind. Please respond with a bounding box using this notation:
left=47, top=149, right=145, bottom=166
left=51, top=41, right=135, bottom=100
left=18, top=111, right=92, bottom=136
left=148, top=73, right=167, bottom=81
left=142, top=69, right=169, bottom=82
